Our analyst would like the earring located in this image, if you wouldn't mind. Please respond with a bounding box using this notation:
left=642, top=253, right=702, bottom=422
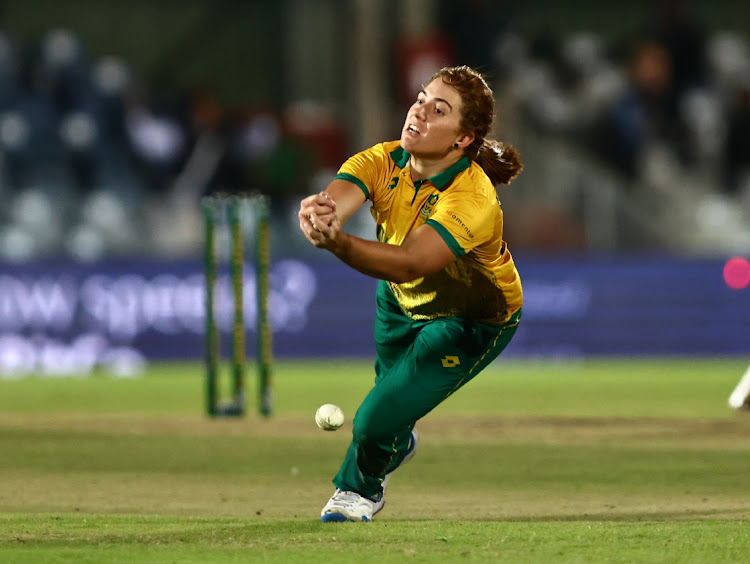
left=453, top=143, right=459, bottom=148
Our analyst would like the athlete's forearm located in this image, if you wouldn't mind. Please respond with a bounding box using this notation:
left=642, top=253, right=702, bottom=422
left=331, top=233, right=422, bottom=283
left=302, top=208, right=456, bottom=281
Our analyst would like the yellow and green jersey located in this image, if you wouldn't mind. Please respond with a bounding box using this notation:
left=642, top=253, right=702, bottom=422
left=334, top=140, right=522, bottom=326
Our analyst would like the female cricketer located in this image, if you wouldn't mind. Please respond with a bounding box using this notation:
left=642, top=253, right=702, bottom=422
left=298, top=65, right=524, bottom=522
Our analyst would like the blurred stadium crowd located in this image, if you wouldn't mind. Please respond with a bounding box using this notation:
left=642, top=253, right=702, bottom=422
left=0, top=0, right=749, bottom=262
left=0, top=26, right=350, bottom=262
left=487, top=0, right=750, bottom=253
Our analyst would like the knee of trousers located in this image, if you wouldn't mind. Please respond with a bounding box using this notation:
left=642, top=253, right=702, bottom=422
left=351, top=417, right=381, bottom=446
left=351, top=412, right=406, bottom=477
left=351, top=404, right=402, bottom=445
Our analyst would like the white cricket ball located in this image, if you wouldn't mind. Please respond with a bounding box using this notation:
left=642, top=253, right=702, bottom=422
left=315, top=403, right=345, bottom=431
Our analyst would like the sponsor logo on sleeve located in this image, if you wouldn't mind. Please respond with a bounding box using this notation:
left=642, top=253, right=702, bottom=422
left=445, top=211, right=474, bottom=239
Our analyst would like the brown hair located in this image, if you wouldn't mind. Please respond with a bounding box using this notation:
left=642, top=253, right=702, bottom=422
left=431, top=66, right=523, bottom=186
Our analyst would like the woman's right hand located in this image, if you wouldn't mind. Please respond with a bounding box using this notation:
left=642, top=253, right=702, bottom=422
left=298, top=192, right=337, bottom=228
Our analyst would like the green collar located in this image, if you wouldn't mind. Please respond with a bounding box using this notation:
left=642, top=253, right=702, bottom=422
left=389, top=146, right=471, bottom=191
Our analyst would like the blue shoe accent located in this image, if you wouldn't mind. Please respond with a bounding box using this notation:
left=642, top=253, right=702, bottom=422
left=321, top=512, right=350, bottom=523
left=382, top=429, right=420, bottom=491
left=404, top=430, right=418, bottom=458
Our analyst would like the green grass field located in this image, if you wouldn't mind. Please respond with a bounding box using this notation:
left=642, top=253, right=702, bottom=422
left=1, top=357, right=749, bottom=563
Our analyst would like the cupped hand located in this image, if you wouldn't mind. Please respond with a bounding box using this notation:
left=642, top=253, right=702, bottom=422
left=299, top=210, right=344, bottom=251
left=298, top=192, right=336, bottom=227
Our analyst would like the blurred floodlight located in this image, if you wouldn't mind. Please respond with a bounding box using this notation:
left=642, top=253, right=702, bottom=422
left=0, top=225, right=36, bottom=262
left=699, top=194, right=741, bottom=228
left=562, top=32, right=605, bottom=76
left=81, top=189, right=129, bottom=236
left=66, top=223, right=106, bottom=262
left=77, top=188, right=141, bottom=254
left=532, top=90, right=576, bottom=130
left=93, top=57, right=131, bottom=95
left=0, top=111, right=30, bottom=149
left=42, top=29, right=80, bottom=68
left=641, top=143, right=682, bottom=190
left=60, top=111, right=98, bottom=150
left=239, top=112, right=281, bottom=161
left=126, top=108, right=185, bottom=163
left=708, top=32, right=750, bottom=85
left=580, top=66, right=627, bottom=110
left=12, top=188, right=58, bottom=236
left=679, top=88, right=725, bottom=157
left=695, top=194, right=750, bottom=254
left=510, top=61, right=555, bottom=100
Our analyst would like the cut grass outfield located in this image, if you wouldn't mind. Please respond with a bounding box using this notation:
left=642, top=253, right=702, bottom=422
left=0, top=358, right=749, bottom=563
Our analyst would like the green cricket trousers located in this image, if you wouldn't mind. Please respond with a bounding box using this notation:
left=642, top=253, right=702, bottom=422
left=333, top=281, right=521, bottom=499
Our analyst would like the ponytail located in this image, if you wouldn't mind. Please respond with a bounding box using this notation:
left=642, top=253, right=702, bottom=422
left=431, top=66, right=524, bottom=186
left=475, top=139, right=523, bottom=186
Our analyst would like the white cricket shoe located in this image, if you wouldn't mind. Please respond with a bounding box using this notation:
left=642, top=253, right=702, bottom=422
left=320, top=489, right=385, bottom=522
left=382, top=428, right=420, bottom=491
left=320, top=430, right=419, bottom=522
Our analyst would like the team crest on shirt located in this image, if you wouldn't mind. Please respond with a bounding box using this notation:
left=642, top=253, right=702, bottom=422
left=420, top=194, right=439, bottom=217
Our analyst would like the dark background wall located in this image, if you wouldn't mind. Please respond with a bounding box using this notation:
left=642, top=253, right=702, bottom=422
left=2, top=0, right=747, bottom=108
left=0, top=0, right=286, bottom=108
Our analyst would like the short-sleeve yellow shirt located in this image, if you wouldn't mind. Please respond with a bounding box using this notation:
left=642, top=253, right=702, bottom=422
left=335, top=140, right=522, bottom=326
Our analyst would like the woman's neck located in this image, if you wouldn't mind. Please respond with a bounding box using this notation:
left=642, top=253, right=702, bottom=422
left=408, top=152, right=463, bottom=182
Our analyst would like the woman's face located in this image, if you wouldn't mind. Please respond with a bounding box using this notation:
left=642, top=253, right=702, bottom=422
left=400, top=77, right=466, bottom=158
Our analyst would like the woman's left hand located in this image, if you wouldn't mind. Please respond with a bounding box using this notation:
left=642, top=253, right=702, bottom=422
left=299, top=211, right=345, bottom=252
left=298, top=192, right=336, bottom=226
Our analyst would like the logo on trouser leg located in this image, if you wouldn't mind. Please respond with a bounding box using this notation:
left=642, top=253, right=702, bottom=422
left=441, top=355, right=460, bottom=368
